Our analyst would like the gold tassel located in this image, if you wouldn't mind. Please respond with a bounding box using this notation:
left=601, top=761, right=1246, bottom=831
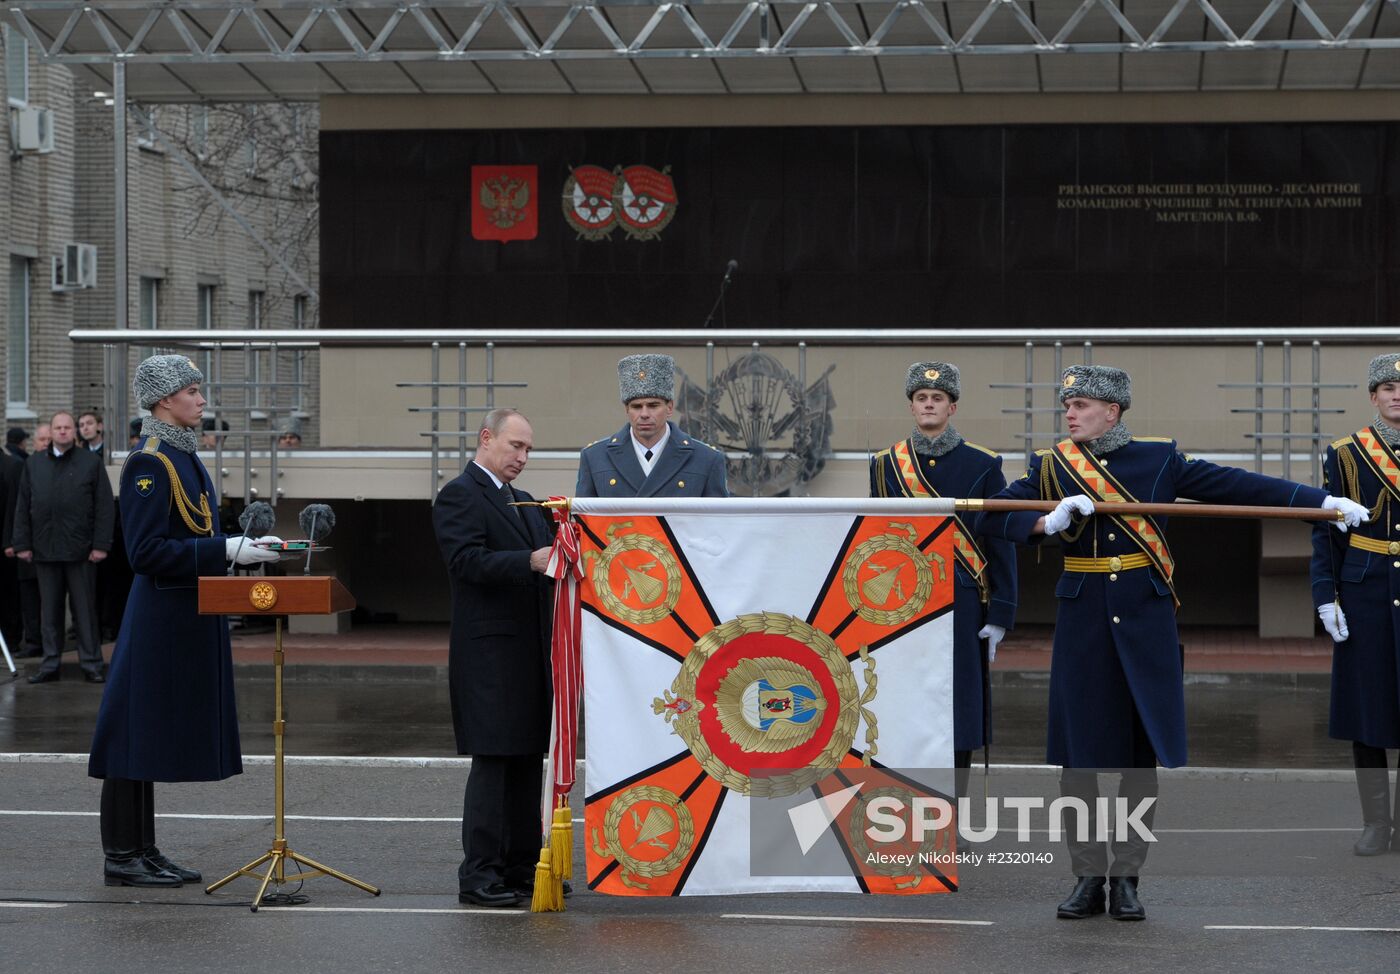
left=550, top=803, right=573, bottom=881
left=529, top=847, right=562, bottom=912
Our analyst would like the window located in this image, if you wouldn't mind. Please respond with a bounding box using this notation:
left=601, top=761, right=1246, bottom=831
left=197, top=284, right=216, bottom=377
left=139, top=277, right=160, bottom=329
left=248, top=290, right=265, bottom=407
left=243, top=106, right=258, bottom=176
left=292, top=294, right=308, bottom=411
left=135, top=105, right=160, bottom=151
left=5, top=25, right=28, bottom=108
left=198, top=284, right=216, bottom=330
left=191, top=105, right=208, bottom=159
left=7, top=256, right=30, bottom=410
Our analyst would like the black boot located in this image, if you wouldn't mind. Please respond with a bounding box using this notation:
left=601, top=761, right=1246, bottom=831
left=101, top=778, right=182, bottom=888
left=1057, top=876, right=1106, bottom=919
left=1057, top=770, right=1107, bottom=918
left=1353, top=768, right=1392, bottom=857
left=139, top=781, right=202, bottom=882
left=1108, top=876, right=1145, bottom=921
left=1110, top=768, right=1158, bottom=880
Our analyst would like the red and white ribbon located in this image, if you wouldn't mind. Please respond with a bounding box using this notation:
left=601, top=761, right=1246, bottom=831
left=542, top=498, right=585, bottom=822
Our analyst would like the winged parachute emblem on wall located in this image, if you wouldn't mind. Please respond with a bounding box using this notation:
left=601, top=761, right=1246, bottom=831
left=676, top=350, right=836, bottom=497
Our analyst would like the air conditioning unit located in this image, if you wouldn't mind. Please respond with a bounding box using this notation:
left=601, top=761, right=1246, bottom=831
left=15, top=106, right=54, bottom=154
left=51, top=243, right=98, bottom=292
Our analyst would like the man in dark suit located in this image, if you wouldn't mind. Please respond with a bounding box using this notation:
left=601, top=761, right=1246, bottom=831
left=575, top=353, right=728, bottom=498
left=432, top=407, right=554, bottom=909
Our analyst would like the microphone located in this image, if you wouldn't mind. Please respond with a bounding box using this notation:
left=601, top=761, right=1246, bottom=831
left=228, top=501, right=276, bottom=575
left=703, top=258, right=739, bottom=328
left=298, top=503, right=335, bottom=575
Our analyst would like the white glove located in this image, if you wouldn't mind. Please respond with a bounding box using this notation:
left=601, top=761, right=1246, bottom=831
left=1322, top=496, right=1369, bottom=533
left=226, top=535, right=283, bottom=565
left=1043, top=494, right=1095, bottom=535
left=1318, top=603, right=1349, bottom=643
left=978, top=624, right=1005, bottom=663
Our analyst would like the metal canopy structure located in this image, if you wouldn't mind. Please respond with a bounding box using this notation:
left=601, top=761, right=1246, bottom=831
left=8, top=0, right=1400, bottom=99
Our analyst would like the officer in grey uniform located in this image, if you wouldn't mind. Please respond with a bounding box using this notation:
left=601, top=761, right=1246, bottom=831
left=575, top=354, right=728, bottom=499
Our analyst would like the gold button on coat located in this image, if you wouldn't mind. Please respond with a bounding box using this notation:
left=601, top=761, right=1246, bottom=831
left=1109, top=573, right=1118, bottom=581
left=1108, top=532, right=1116, bottom=541
left=609, top=478, right=617, bottom=486
left=678, top=481, right=685, bottom=488
left=1112, top=616, right=1121, bottom=624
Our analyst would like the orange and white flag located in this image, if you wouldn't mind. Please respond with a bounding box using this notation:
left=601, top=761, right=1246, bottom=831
left=573, top=498, right=958, bottom=897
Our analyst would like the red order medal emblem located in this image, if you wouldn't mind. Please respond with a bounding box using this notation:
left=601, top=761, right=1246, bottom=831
left=614, top=165, right=678, bottom=241
left=562, top=164, right=619, bottom=240
left=471, top=165, right=538, bottom=242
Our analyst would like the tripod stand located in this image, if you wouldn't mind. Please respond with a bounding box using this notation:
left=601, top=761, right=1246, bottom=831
left=198, top=576, right=380, bottom=911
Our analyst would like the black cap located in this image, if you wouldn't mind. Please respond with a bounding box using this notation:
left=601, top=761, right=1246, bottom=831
left=6, top=427, right=27, bottom=445
left=129, top=418, right=143, bottom=435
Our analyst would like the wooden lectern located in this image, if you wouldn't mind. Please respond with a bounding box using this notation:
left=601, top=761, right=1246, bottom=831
left=198, top=575, right=380, bottom=911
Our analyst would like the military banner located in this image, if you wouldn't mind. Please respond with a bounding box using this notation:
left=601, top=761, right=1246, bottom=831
left=571, top=498, right=959, bottom=897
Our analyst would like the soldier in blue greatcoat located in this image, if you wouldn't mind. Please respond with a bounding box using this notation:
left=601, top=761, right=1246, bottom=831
left=576, top=354, right=728, bottom=499
left=1311, top=352, right=1400, bottom=857
left=985, top=364, right=1364, bottom=922
left=88, top=355, right=280, bottom=888
left=869, top=361, right=1017, bottom=793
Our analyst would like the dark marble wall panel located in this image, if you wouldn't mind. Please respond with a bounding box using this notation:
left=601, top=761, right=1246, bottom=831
left=321, top=122, right=1399, bottom=329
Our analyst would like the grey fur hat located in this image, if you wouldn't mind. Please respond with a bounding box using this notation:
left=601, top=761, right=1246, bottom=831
left=134, top=354, right=204, bottom=408
left=1059, top=364, right=1131, bottom=410
left=1367, top=353, right=1400, bottom=392
left=905, top=361, right=960, bottom=401
left=618, top=354, right=675, bottom=403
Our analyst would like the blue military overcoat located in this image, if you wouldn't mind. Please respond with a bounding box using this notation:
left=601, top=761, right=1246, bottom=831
left=89, top=437, right=239, bottom=783
left=1311, top=429, right=1400, bottom=747
left=870, top=437, right=1018, bottom=751
left=987, top=437, right=1327, bottom=769
left=575, top=422, right=728, bottom=498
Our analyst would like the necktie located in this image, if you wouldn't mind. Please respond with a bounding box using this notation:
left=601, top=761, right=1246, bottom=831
left=501, top=482, right=521, bottom=523
left=644, top=449, right=654, bottom=462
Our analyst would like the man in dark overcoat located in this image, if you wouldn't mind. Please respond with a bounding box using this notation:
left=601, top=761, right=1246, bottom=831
left=432, top=407, right=554, bottom=908
left=986, top=364, right=1363, bottom=922
left=1312, top=352, right=1400, bottom=856
left=88, top=355, right=279, bottom=888
left=13, top=410, right=114, bottom=683
left=575, top=354, right=728, bottom=499
left=870, top=361, right=1017, bottom=795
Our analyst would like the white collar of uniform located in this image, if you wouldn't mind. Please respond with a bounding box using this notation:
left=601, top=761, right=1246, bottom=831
left=471, top=459, right=504, bottom=490
left=632, top=424, right=671, bottom=476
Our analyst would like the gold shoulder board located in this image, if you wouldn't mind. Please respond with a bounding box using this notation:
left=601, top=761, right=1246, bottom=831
left=1331, top=435, right=1354, bottom=450
left=963, top=441, right=999, bottom=458
left=142, top=436, right=161, bottom=453
left=1133, top=436, right=1173, bottom=443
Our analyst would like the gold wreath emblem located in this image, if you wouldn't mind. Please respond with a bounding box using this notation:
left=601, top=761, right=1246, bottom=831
left=666, top=612, right=864, bottom=798
left=587, top=522, right=682, bottom=626
left=847, top=784, right=953, bottom=889
left=842, top=522, right=939, bottom=627
left=248, top=581, right=278, bottom=611
left=923, top=368, right=940, bottom=381
left=1063, top=373, right=1077, bottom=387
left=591, top=785, right=694, bottom=890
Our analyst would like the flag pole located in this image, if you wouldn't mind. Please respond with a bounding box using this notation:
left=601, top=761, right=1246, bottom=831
left=956, top=499, right=1345, bottom=521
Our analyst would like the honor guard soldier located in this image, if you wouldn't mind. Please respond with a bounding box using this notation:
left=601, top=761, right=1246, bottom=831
left=88, top=355, right=281, bottom=888
left=576, top=353, right=728, bottom=498
left=985, top=364, right=1365, bottom=922
left=1312, top=353, right=1400, bottom=857
left=870, top=362, right=1017, bottom=792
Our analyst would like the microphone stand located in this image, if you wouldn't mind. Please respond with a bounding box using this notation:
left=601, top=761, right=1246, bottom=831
left=303, top=512, right=319, bottom=575
left=701, top=264, right=736, bottom=329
